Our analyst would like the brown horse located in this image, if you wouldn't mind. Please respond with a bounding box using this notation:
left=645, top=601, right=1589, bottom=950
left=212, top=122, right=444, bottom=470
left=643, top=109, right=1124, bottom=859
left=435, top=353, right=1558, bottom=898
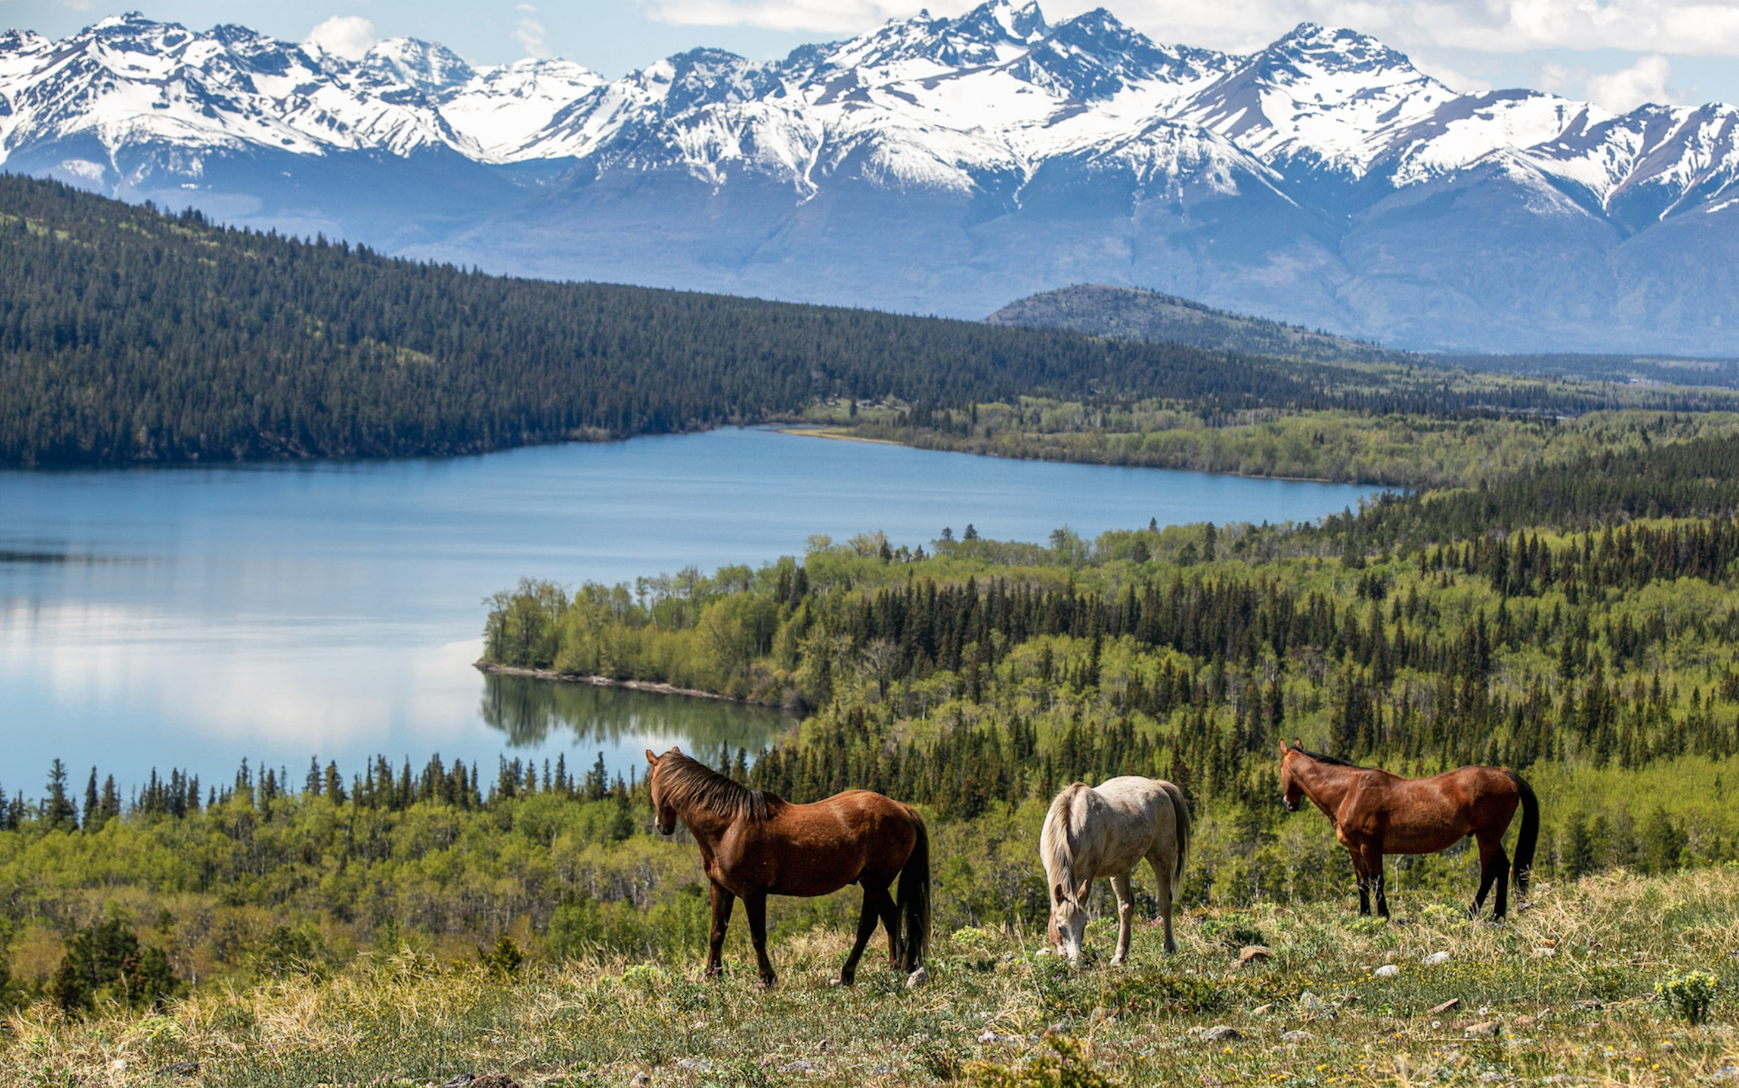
left=1278, top=741, right=1538, bottom=920
left=645, top=746, right=930, bottom=988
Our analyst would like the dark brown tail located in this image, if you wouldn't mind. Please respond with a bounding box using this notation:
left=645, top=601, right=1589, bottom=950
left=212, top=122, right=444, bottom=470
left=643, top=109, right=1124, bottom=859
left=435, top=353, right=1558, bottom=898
left=1158, top=780, right=1191, bottom=897
left=1506, top=769, right=1539, bottom=898
left=897, top=812, right=931, bottom=972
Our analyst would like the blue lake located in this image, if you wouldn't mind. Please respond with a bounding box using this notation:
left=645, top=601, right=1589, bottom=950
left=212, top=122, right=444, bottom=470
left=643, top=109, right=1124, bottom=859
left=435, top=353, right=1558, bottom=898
left=0, top=428, right=1376, bottom=793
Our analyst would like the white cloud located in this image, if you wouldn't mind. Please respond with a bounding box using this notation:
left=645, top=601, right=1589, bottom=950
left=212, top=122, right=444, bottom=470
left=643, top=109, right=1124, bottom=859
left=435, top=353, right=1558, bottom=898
left=644, top=0, right=1739, bottom=58
left=305, top=15, right=379, bottom=61
left=1586, top=53, right=1683, bottom=111
left=514, top=16, right=553, bottom=59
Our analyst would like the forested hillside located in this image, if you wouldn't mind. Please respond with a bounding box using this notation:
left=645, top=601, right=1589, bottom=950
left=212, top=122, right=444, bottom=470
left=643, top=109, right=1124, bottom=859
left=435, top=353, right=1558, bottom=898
left=0, top=175, right=1366, bottom=467
left=986, top=285, right=1409, bottom=365
left=4, top=175, right=1729, bottom=468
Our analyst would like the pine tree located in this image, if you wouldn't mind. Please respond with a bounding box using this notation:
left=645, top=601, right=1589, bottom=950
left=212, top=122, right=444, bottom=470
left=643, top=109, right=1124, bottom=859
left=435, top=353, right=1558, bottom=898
left=43, top=759, right=77, bottom=832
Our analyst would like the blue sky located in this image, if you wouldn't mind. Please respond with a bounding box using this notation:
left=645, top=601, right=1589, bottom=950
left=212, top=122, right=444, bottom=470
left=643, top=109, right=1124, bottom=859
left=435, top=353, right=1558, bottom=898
left=7, top=0, right=1739, bottom=109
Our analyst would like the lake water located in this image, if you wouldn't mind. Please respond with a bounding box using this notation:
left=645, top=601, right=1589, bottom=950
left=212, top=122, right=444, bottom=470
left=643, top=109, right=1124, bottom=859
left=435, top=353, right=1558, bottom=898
left=0, top=428, right=1375, bottom=795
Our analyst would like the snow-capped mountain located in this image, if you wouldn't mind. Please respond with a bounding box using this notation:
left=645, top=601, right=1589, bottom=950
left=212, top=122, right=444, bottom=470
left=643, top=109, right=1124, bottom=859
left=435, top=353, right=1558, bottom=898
left=4, top=3, right=1738, bottom=353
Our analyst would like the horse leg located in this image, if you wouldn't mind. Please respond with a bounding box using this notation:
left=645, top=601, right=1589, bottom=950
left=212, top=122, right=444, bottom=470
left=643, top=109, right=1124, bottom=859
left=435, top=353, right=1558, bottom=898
left=834, top=884, right=884, bottom=986
left=874, top=885, right=902, bottom=969
left=706, top=882, right=734, bottom=978
left=1148, top=853, right=1177, bottom=955
left=1109, top=873, right=1135, bottom=966
left=1469, top=833, right=1510, bottom=921
left=744, top=892, right=776, bottom=988
left=1358, top=846, right=1389, bottom=920
left=1348, top=848, right=1371, bottom=916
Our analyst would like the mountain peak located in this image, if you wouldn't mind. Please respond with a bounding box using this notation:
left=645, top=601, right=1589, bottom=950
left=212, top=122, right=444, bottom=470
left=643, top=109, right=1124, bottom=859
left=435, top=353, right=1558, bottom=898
left=90, top=11, right=155, bottom=31
left=977, top=0, right=1050, bottom=42
left=1265, top=22, right=1417, bottom=77
left=362, top=37, right=475, bottom=94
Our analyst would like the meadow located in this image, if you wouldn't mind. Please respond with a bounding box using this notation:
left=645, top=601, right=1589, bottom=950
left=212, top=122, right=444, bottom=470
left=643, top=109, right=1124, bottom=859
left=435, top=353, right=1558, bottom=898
left=2, top=865, right=1733, bottom=1087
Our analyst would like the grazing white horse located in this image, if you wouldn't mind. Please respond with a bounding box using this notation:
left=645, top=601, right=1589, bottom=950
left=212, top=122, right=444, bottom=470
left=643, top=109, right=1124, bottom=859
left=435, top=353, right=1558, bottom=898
left=1041, top=776, right=1190, bottom=964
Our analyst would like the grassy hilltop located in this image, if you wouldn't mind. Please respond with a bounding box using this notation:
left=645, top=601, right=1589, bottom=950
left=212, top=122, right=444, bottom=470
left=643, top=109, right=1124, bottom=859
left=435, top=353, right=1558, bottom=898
left=3, top=866, right=1735, bottom=1087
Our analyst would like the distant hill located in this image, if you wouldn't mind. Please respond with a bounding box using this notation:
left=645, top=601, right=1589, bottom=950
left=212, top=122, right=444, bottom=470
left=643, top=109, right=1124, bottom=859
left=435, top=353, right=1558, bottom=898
left=988, top=285, right=1739, bottom=389
left=985, top=285, right=1410, bottom=365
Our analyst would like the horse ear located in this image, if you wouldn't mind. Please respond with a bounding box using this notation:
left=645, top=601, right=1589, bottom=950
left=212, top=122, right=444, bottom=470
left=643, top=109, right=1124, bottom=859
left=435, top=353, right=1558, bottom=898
left=1073, top=879, right=1090, bottom=904
left=644, top=749, right=660, bottom=766
left=671, top=745, right=682, bottom=755
left=1279, top=739, right=1291, bottom=754
left=1052, top=883, right=1064, bottom=906
left=1292, top=736, right=1303, bottom=752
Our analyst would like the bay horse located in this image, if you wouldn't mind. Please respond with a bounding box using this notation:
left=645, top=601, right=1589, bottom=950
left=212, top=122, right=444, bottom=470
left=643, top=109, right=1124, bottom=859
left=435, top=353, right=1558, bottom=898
left=1041, top=776, right=1190, bottom=964
left=1278, top=741, right=1538, bottom=920
left=644, top=747, right=930, bottom=988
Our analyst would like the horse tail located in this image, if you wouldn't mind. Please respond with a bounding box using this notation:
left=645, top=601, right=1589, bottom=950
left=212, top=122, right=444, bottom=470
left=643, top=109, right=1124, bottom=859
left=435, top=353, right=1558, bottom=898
left=897, top=810, right=931, bottom=972
left=1158, top=780, right=1191, bottom=901
left=1506, top=769, right=1539, bottom=898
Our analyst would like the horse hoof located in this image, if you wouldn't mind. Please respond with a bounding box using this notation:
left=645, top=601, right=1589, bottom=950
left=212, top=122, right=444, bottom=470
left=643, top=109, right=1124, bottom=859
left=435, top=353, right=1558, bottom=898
left=905, top=966, right=929, bottom=990
left=758, top=976, right=777, bottom=989
left=1110, top=956, right=1126, bottom=967
left=830, top=975, right=854, bottom=988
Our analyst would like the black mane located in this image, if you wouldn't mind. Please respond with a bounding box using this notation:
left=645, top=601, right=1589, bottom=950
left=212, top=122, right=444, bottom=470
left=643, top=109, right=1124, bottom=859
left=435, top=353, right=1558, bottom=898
left=1297, top=748, right=1365, bottom=769
left=656, top=751, right=774, bottom=821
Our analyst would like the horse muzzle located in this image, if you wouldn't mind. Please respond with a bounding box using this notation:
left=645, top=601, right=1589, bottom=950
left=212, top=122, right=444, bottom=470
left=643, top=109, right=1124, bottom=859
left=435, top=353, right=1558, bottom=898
left=655, top=821, right=676, bottom=836
left=1283, top=799, right=1299, bottom=813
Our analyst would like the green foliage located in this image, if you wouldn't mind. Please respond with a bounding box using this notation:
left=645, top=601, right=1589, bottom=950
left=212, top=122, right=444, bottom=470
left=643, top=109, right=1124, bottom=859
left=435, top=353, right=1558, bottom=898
left=966, top=1035, right=1121, bottom=1088
left=1197, top=918, right=1266, bottom=951
left=1653, top=969, right=1719, bottom=1024
left=49, top=917, right=178, bottom=1014
left=829, top=403, right=1739, bottom=489
left=477, top=935, right=524, bottom=979
left=251, top=924, right=329, bottom=980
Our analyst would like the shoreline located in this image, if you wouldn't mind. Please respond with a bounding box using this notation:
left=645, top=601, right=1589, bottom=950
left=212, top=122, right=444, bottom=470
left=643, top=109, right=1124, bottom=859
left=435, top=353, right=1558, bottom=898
left=473, top=661, right=746, bottom=704
left=775, top=426, right=907, bottom=446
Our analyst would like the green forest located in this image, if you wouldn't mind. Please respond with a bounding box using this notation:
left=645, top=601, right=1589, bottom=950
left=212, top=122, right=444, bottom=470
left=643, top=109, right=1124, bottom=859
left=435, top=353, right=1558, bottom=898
left=3, top=173, right=1732, bottom=468
left=808, top=401, right=1739, bottom=489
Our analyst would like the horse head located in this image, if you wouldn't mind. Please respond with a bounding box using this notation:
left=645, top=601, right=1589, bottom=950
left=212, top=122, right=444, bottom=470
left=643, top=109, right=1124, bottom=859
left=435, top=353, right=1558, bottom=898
left=1047, top=878, right=1091, bottom=962
left=1278, top=739, right=1305, bottom=813
left=644, top=747, right=682, bottom=836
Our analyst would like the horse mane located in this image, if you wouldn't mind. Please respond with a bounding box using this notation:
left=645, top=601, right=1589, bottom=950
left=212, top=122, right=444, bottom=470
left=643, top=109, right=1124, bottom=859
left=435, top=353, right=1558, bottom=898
left=1296, top=748, right=1366, bottom=769
left=1040, top=783, right=1091, bottom=900
left=657, top=752, right=774, bottom=821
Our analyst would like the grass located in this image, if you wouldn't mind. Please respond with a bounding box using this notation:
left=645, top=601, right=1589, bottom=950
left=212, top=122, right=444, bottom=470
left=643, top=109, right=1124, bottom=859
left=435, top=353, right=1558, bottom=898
left=3, top=868, right=1736, bottom=1087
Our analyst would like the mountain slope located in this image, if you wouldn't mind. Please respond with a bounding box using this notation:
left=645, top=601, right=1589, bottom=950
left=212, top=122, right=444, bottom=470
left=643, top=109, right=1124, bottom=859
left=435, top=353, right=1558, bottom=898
left=6, top=3, right=1739, bottom=353
left=986, top=284, right=1408, bottom=363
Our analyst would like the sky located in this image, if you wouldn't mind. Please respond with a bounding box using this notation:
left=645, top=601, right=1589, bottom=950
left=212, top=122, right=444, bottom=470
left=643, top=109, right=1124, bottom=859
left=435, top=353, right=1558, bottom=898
left=6, top=0, right=1739, bottom=111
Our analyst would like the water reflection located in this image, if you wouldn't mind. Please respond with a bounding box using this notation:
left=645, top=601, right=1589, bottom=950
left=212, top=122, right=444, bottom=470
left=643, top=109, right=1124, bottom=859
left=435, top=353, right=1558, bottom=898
left=480, top=673, right=796, bottom=759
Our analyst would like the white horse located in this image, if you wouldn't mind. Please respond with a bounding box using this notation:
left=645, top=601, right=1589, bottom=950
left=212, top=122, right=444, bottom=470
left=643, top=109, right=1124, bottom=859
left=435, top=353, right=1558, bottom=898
left=1041, top=776, right=1190, bottom=964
